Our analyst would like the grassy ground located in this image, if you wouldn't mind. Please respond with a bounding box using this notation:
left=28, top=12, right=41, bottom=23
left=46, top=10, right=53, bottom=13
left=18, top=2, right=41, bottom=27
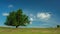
left=0, top=27, right=60, bottom=34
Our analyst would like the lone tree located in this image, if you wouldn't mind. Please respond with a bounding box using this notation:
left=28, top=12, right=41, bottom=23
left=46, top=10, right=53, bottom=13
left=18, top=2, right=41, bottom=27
left=57, top=25, right=60, bottom=28
left=4, top=9, right=30, bottom=28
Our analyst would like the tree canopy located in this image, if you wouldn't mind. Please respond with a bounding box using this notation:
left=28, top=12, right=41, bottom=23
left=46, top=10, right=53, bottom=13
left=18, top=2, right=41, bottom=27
left=57, top=25, right=60, bottom=28
left=4, top=9, right=30, bottom=28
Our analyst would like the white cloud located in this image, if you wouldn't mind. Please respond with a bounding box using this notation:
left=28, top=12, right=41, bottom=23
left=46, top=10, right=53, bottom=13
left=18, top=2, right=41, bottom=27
left=37, top=12, right=51, bottom=20
left=30, top=17, right=33, bottom=21
left=30, top=22, right=32, bottom=24
left=29, top=14, right=35, bottom=24
left=29, top=12, right=51, bottom=23
left=2, top=13, right=9, bottom=16
left=8, top=4, right=13, bottom=8
left=29, top=17, right=34, bottom=24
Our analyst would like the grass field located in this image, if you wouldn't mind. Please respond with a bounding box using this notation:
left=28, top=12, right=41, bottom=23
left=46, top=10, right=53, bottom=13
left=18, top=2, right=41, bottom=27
left=0, top=27, right=60, bottom=34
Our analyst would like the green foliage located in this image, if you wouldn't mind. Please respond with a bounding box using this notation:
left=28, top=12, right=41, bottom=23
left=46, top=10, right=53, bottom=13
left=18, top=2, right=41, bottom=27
left=4, top=9, right=30, bottom=28
left=57, top=25, right=60, bottom=28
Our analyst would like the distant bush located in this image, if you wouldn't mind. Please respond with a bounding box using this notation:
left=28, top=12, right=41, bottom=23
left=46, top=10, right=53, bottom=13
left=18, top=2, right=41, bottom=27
left=57, top=25, right=60, bottom=28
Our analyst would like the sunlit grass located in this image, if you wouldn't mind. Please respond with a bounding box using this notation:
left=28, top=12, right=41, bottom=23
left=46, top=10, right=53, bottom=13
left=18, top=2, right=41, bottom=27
left=0, top=27, right=60, bottom=34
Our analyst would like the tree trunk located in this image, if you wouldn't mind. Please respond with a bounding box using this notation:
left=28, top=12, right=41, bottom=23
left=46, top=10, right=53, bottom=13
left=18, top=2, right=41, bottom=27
left=16, top=26, right=18, bottom=28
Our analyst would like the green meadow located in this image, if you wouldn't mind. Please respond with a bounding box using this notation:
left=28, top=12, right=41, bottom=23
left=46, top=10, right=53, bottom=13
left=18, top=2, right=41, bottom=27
left=0, top=27, right=60, bottom=34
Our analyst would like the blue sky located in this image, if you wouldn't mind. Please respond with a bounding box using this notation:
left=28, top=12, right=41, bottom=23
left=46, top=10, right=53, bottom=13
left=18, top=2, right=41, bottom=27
left=0, top=0, right=60, bottom=28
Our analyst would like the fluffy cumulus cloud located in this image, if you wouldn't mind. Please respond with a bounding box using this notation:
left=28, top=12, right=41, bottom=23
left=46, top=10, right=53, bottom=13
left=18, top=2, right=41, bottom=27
left=8, top=4, right=13, bottom=8
left=30, top=14, right=34, bottom=21
left=29, top=17, right=33, bottom=24
left=30, top=21, right=32, bottom=24
left=29, top=14, right=35, bottom=24
left=30, top=17, right=33, bottom=21
left=29, top=12, right=51, bottom=24
left=2, top=13, right=9, bottom=16
left=37, top=12, right=51, bottom=20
